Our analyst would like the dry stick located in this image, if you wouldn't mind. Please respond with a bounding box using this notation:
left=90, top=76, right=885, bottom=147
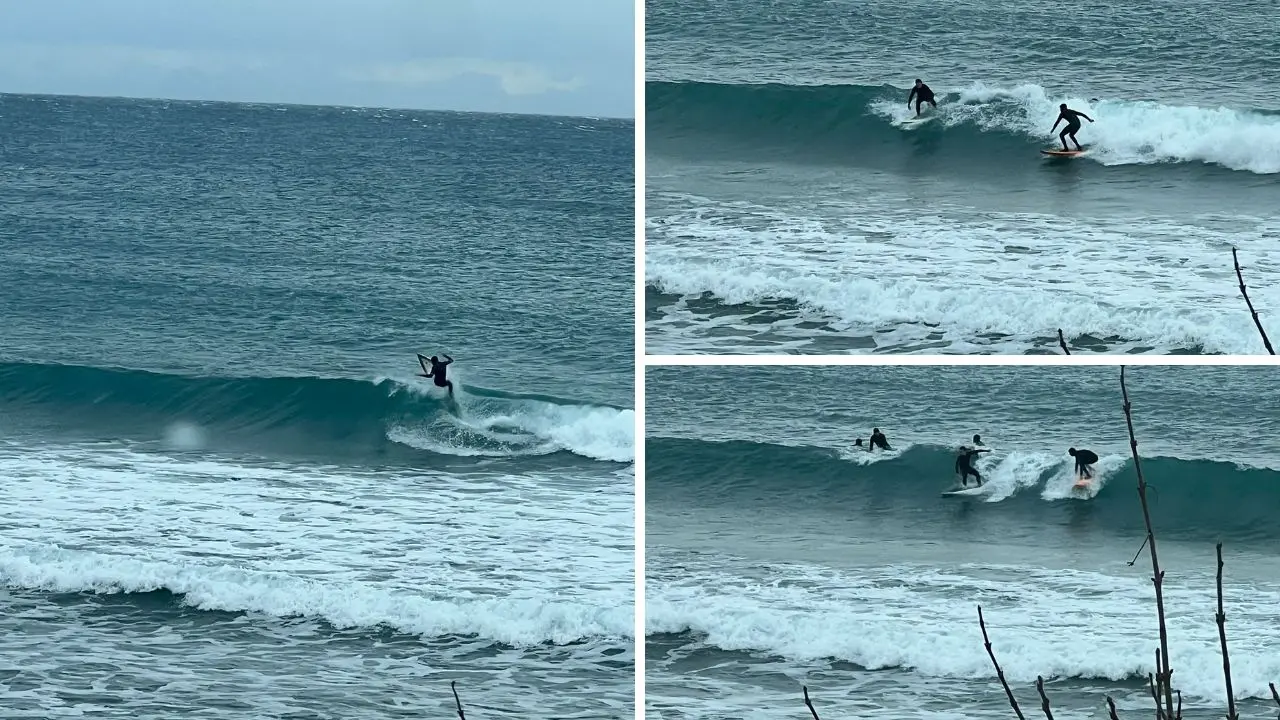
left=1105, top=695, right=1120, bottom=720
left=1121, top=366, right=1177, bottom=720
left=1232, top=247, right=1275, bottom=355
left=451, top=680, right=466, bottom=720
left=1057, top=328, right=1071, bottom=355
left=802, top=685, right=821, bottom=720
left=1216, top=543, right=1239, bottom=720
left=1148, top=671, right=1165, bottom=720
left=978, top=605, right=1027, bottom=720
left=1035, top=676, right=1055, bottom=720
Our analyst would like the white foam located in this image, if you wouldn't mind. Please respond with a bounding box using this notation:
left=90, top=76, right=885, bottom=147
left=874, top=82, right=1280, bottom=173
left=837, top=442, right=911, bottom=465
left=646, top=199, right=1280, bottom=354
left=0, top=443, right=633, bottom=646
left=647, top=559, right=1280, bottom=703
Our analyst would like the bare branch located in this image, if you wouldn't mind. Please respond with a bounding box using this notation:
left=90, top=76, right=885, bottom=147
left=978, top=605, right=1027, bottom=720
left=802, top=685, right=821, bottom=720
left=1035, top=676, right=1055, bottom=720
left=1057, top=329, right=1071, bottom=355
left=1121, top=366, right=1176, bottom=719
left=451, top=680, right=466, bottom=720
left=1232, top=247, right=1275, bottom=355
left=1216, top=543, right=1239, bottom=719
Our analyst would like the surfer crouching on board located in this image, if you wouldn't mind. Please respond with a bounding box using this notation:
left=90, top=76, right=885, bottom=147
left=955, top=444, right=992, bottom=487
left=1051, top=104, right=1094, bottom=151
left=417, top=353, right=455, bottom=396
left=1068, top=447, right=1099, bottom=478
left=907, top=79, right=937, bottom=117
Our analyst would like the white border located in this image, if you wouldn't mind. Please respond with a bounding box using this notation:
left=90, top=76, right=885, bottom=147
left=641, top=354, right=1280, bottom=366
left=632, top=0, right=646, bottom=716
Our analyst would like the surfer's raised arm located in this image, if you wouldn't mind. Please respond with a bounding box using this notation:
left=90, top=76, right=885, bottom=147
left=441, top=354, right=454, bottom=365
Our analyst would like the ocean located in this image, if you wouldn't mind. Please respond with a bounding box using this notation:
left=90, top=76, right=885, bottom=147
left=0, top=93, right=635, bottom=718
left=646, top=365, right=1280, bottom=719
left=645, top=0, right=1280, bottom=354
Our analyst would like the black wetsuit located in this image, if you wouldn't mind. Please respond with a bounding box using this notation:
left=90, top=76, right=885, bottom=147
left=870, top=432, right=891, bottom=450
left=1055, top=108, right=1093, bottom=149
left=1074, top=449, right=1099, bottom=478
left=955, top=448, right=989, bottom=486
left=417, top=353, right=455, bottom=394
left=908, top=83, right=937, bottom=115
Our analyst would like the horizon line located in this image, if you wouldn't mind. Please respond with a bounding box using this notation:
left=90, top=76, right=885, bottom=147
left=0, top=89, right=635, bottom=122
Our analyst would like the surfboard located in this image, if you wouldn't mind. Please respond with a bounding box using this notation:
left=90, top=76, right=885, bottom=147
left=900, top=115, right=935, bottom=128
left=1073, top=477, right=1092, bottom=489
left=941, top=486, right=985, bottom=498
left=1041, top=148, right=1089, bottom=158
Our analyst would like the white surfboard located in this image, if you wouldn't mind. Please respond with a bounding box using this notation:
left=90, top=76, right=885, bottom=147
left=900, top=115, right=935, bottom=128
left=941, top=485, right=985, bottom=498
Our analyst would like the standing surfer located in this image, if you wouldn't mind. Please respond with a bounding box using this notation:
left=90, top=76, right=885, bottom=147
left=1051, top=104, right=1094, bottom=151
left=955, top=444, right=992, bottom=487
left=907, top=79, right=937, bottom=117
left=417, top=353, right=456, bottom=396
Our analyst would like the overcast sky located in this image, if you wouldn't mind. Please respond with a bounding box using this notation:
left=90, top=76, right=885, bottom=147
left=0, top=0, right=633, bottom=118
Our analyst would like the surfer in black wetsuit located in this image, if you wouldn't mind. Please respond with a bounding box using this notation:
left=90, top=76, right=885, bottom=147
left=1068, top=447, right=1099, bottom=478
left=907, top=79, right=937, bottom=116
left=1051, top=104, right=1094, bottom=151
left=955, top=445, right=993, bottom=487
left=417, top=353, right=455, bottom=396
left=868, top=428, right=892, bottom=451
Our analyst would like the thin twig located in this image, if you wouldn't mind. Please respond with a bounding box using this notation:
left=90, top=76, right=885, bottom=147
left=1035, top=676, right=1055, bottom=720
left=451, top=680, right=466, bottom=720
left=1121, top=366, right=1176, bottom=719
left=1126, top=536, right=1150, bottom=566
left=1216, top=543, right=1239, bottom=719
left=1105, top=695, right=1120, bottom=720
left=978, top=605, right=1027, bottom=720
left=802, top=685, right=821, bottom=720
left=1057, top=328, right=1071, bottom=355
left=1148, top=668, right=1166, bottom=720
left=1232, top=247, right=1275, bottom=355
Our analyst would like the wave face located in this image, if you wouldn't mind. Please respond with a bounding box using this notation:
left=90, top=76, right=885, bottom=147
left=649, top=81, right=1280, bottom=174
left=647, top=438, right=1280, bottom=543
left=0, top=362, right=634, bottom=463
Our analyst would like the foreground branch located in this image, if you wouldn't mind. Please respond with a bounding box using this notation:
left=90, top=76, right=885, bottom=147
left=1232, top=247, right=1275, bottom=355
left=452, top=681, right=466, bottom=720
left=1057, top=329, right=1071, bottom=355
left=1035, top=676, right=1055, bottom=720
left=802, top=685, right=821, bottom=720
left=978, top=606, right=1027, bottom=720
left=1120, top=366, right=1177, bottom=719
left=1216, top=543, right=1239, bottom=719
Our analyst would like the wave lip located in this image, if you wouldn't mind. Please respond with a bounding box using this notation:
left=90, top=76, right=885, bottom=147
left=0, top=361, right=635, bottom=464
left=649, top=80, right=1280, bottom=173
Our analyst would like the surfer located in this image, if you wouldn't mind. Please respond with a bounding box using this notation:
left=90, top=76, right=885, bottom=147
left=417, top=353, right=455, bottom=396
left=868, top=428, right=892, bottom=451
left=970, top=434, right=985, bottom=447
left=955, top=445, right=993, bottom=487
left=1068, top=447, right=1099, bottom=479
left=1051, top=104, right=1094, bottom=151
left=907, top=79, right=937, bottom=116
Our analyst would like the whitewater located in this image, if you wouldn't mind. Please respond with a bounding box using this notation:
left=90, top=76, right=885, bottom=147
left=646, top=365, right=1280, bottom=719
